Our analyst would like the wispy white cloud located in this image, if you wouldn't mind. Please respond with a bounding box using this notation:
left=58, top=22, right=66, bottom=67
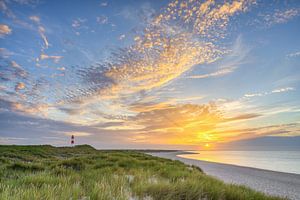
left=72, top=18, right=87, bottom=29
left=0, top=0, right=17, bottom=19
left=96, top=15, right=108, bottom=24
left=38, top=26, right=49, bottom=49
left=244, top=87, right=295, bottom=98
left=260, top=8, right=300, bottom=26
left=271, top=87, right=295, bottom=93
left=188, top=67, right=235, bottom=79
left=29, top=16, right=49, bottom=49
left=119, top=34, right=125, bottom=40
left=244, top=93, right=263, bottom=98
left=287, top=51, right=300, bottom=58
left=188, top=36, right=249, bottom=79
left=1, top=0, right=38, bottom=28
left=29, top=15, right=40, bottom=23
left=100, top=2, right=108, bottom=7
left=72, top=20, right=81, bottom=28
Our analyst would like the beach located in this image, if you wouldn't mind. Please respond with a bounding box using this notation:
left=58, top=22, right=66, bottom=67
left=150, top=151, right=300, bottom=200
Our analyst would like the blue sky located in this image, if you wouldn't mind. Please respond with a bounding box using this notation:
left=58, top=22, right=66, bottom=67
left=0, top=0, right=300, bottom=149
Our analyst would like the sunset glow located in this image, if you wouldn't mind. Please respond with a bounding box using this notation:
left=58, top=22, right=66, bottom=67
left=0, top=0, right=300, bottom=150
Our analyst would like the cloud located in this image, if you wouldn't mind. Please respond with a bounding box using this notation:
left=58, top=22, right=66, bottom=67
left=0, top=137, right=28, bottom=143
left=0, top=0, right=38, bottom=28
left=225, top=113, right=261, bottom=121
left=10, top=60, right=19, bottom=68
left=119, top=34, right=125, bottom=40
left=28, top=16, right=49, bottom=49
left=187, top=36, right=249, bottom=79
left=244, top=93, right=263, bottom=97
left=0, top=48, right=13, bottom=58
left=114, top=101, right=262, bottom=145
left=0, top=58, right=28, bottom=85
left=0, top=24, right=12, bottom=37
left=243, top=87, right=295, bottom=98
left=173, top=96, right=204, bottom=103
left=71, top=0, right=254, bottom=105
left=216, top=135, right=300, bottom=150
left=0, top=109, right=94, bottom=141
left=5, top=0, right=294, bottom=148
left=129, top=101, right=175, bottom=113
left=38, top=26, right=49, bottom=49
left=214, top=123, right=300, bottom=143
left=261, top=8, right=300, bottom=26
left=14, top=82, right=25, bottom=91
left=64, top=131, right=92, bottom=137
left=59, top=107, right=85, bottom=115
left=10, top=61, right=28, bottom=78
left=72, top=18, right=87, bottom=28
left=100, top=2, right=108, bottom=7
left=96, top=15, right=108, bottom=24
left=0, top=108, right=139, bottom=147
left=29, top=15, right=40, bottom=23
left=188, top=67, right=235, bottom=79
left=38, top=53, right=63, bottom=63
left=118, top=2, right=155, bottom=23
left=0, top=0, right=16, bottom=19
left=72, top=20, right=81, bottom=28
left=0, top=98, right=46, bottom=116
left=287, top=51, right=300, bottom=58
left=271, top=87, right=294, bottom=93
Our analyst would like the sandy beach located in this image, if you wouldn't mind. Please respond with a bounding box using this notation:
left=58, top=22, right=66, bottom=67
left=149, top=151, right=300, bottom=200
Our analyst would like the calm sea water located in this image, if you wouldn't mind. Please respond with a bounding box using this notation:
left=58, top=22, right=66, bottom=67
left=178, top=151, right=300, bottom=174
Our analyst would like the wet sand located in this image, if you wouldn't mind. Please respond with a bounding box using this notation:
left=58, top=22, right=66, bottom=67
left=149, top=151, right=300, bottom=200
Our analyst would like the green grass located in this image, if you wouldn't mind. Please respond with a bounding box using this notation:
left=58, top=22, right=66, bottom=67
left=0, top=145, right=286, bottom=200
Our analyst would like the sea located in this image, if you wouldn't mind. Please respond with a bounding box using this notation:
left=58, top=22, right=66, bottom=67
left=178, top=151, right=300, bottom=174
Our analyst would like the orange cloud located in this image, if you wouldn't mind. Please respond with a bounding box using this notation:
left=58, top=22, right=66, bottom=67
left=119, top=102, right=262, bottom=145
left=74, top=0, right=254, bottom=103
left=15, top=82, right=25, bottom=91
left=0, top=24, right=11, bottom=37
left=64, top=131, right=92, bottom=137
left=10, top=101, right=49, bottom=117
left=39, top=53, right=63, bottom=63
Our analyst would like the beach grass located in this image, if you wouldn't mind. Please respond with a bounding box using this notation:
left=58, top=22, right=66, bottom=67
left=0, top=145, right=286, bottom=200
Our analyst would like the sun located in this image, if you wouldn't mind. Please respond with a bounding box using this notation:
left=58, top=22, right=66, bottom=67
left=204, top=143, right=210, bottom=148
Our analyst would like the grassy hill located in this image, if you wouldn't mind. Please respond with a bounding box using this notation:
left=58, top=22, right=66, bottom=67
left=0, top=145, right=285, bottom=200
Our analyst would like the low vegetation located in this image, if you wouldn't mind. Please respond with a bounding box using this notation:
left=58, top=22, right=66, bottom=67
left=0, top=145, right=285, bottom=200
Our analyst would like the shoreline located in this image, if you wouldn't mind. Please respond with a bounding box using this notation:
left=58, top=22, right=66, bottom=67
left=149, top=151, right=300, bottom=200
left=176, top=152, right=300, bottom=176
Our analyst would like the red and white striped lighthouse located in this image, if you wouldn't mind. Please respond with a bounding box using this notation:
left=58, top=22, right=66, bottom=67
left=71, top=135, right=74, bottom=146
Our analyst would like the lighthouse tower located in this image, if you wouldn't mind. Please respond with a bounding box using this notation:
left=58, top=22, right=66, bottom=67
left=71, top=135, right=74, bottom=146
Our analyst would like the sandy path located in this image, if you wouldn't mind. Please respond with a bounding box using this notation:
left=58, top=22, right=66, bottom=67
left=149, top=151, right=300, bottom=200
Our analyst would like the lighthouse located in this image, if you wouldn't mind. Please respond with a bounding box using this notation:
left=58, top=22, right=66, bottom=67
left=71, top=135, right=74, bottom=146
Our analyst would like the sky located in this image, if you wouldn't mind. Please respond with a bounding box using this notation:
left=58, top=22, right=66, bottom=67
left=0, top=0, right=300, bottom=150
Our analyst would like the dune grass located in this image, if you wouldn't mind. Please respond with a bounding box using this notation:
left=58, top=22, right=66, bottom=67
left=0, top=145, right=286, bottom=200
